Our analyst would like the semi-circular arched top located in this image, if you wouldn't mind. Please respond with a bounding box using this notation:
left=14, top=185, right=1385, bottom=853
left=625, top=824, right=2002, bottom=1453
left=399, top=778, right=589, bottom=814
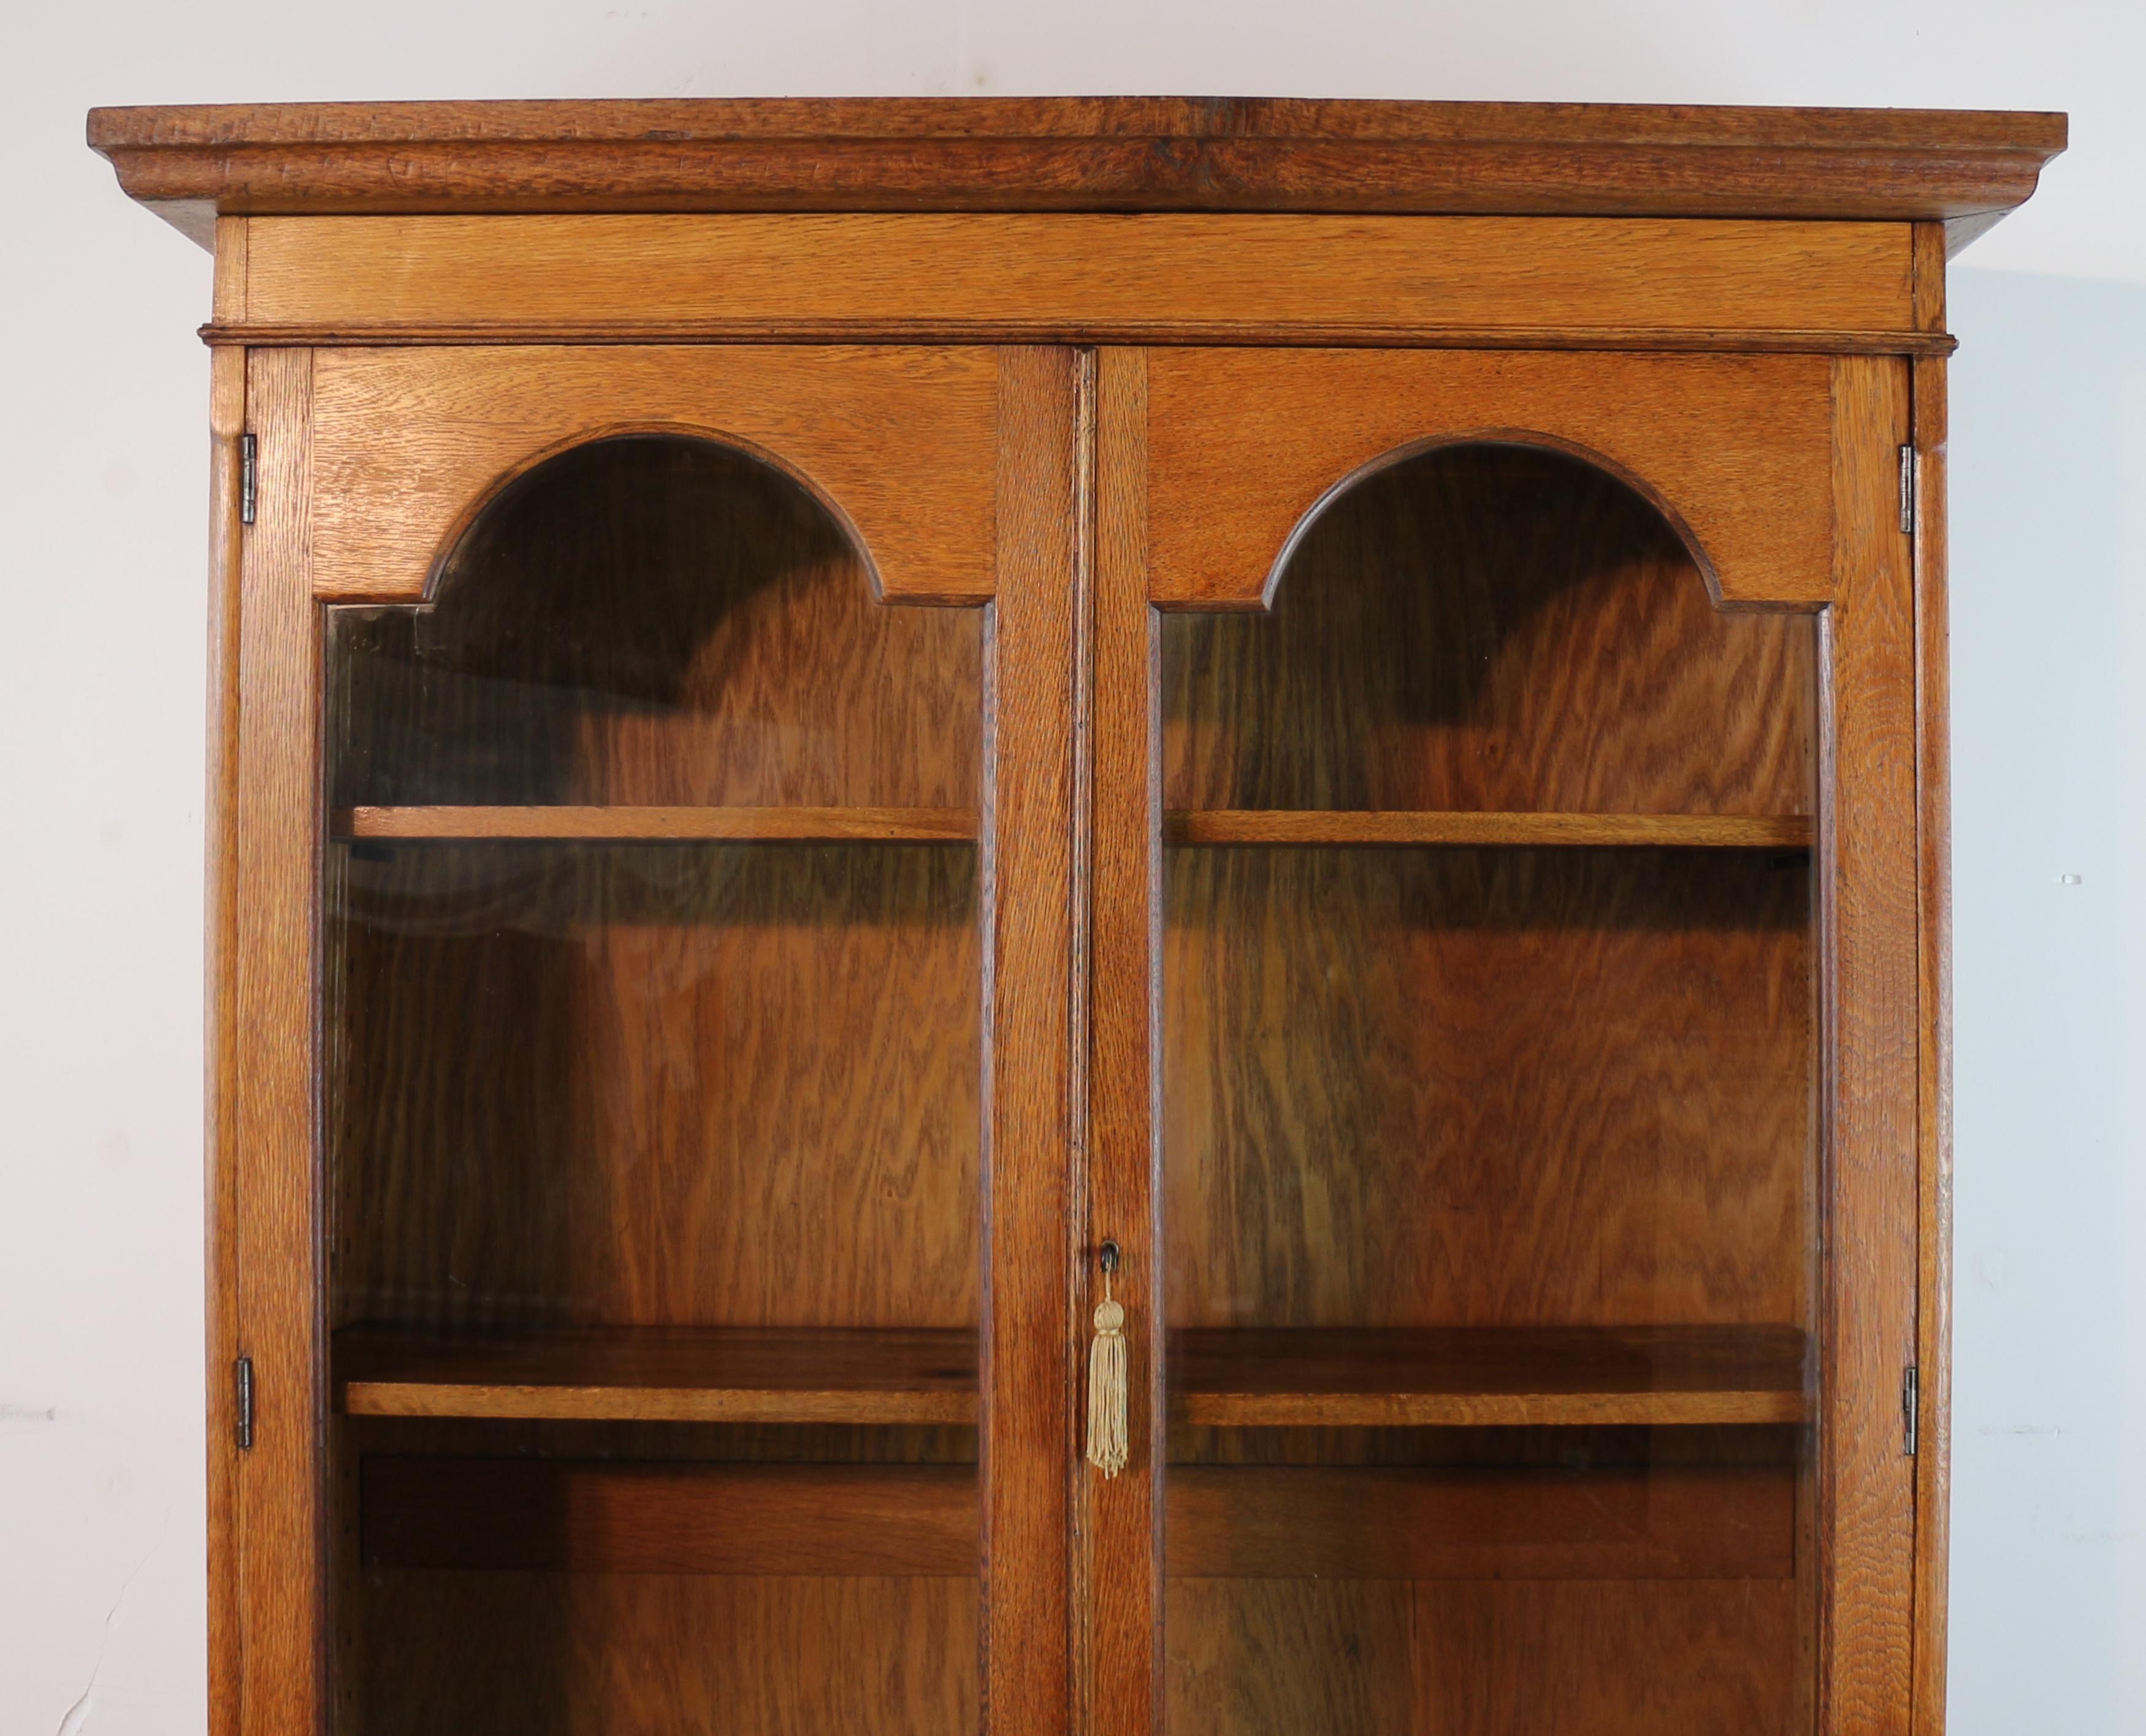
left=1142, top=348, right=1841, bottom=612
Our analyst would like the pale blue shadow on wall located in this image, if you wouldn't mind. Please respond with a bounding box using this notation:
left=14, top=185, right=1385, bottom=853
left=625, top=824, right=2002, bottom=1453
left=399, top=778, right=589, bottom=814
left=1945, top=267, right=2146, bottom=1734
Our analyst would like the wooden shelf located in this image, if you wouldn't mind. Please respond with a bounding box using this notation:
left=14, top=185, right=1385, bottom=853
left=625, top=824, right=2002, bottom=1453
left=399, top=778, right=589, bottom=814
left=334, top=805, right=978, bottom=843
left=1165, top=810, right=1813, bottom=849
left=336, top=1325, right=979, bottom=1425
left=338, top=1322, right=1806, bottom=1431
left=1172, top=1325, right=1811, bottom=1428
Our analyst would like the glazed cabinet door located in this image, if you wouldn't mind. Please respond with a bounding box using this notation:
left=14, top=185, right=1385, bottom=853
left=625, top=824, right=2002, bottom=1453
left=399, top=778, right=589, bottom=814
left=1082, top=348, right=1921, bottom=1735
left=220, top=343, right=1083, bottom=1736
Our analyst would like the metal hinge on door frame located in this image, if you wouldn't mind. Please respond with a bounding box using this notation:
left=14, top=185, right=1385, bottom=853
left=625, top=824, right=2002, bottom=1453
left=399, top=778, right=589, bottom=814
left=234, top=1355, right=254, bottom=1451
left=240, top=433, right=258, bottom=526
left=1902, top=1363, right=1920, bottom=1457
left=1898, top=443, right=1918, bottom=537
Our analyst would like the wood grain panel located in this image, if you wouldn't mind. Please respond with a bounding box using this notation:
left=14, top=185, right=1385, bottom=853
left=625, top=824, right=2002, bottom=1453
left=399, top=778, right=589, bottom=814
left=305, top=344, right=999, bottom=603
left=327, top=843, right=980, bottom=1332
left=980, top=346, right=1083, bottom=1734
left=1910, top=221, right=1953, bottom=1736
left=203, top=271, right=245, bottom=1736
left=337, top=1325, right=978, bottom=1424
left=328, top=432, right=980, bottom=811
left=1413, top=1580, right=1806, bottom=1735
left=1166, top=1578, right=1413, bottom=1736
left=1164, top=847, right=1813, bottom=1331
left=360, top=1572, right=977, bottom=1736
left=362, top=1458, right=977, bottom=1575
left=1083, top=347, right=1163, bottom=1732
left=232, top=213, right=1915, bottom=343
left=1168, top=811, right=1811, bottom=849
left=337, top=805, right=976, bottom=842
left=90, top=98, right=2064, bottom=249
left=1169, top=1462, right=1793, bottom=1581
left=1163, top=442, right=1816, bottom=814
left=234, top=347, right=326, bottom=1736
left=1147, top=349, right=1838, bottom=608
left=1173, top=1325, right=1810, bottom=1428
left=1821, top=356, right=1919, bottom=1732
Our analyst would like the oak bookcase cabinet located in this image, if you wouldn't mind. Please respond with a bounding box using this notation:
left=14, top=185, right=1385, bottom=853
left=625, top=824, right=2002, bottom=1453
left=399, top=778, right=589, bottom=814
left=93, top=97, right=2064, bottom=1736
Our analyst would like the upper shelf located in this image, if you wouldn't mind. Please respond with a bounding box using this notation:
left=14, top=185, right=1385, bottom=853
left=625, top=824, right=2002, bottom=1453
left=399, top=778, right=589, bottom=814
left=335, top=805, right=978, bottom=844
left=88, top=98, right=2064, bottom=250
left=1166, top=811, right=1812, bottom=850
left=338, top=1325, right=980, bottom=1426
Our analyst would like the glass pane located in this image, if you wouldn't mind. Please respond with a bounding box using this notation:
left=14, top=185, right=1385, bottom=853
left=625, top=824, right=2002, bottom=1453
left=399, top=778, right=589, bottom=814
left=324, top=435, right=983, bottom=1734
left=1159, top=446, right=1818, bottom=1735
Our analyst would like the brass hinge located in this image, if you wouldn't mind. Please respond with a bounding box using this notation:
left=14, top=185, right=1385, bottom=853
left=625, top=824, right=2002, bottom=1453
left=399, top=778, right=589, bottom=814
left=1903, top=1363, right=1920, bottom=1457
left=240, top=434, right=258, bottom=526
left=1898, top=444, right=1918, bottom=537
left=234, top=1355, right=255, bottom=1451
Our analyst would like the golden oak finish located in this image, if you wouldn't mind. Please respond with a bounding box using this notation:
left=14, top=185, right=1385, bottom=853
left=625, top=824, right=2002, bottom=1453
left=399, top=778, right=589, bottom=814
left=88, top=98, right=2063, bottom=250
left=1822, top=355, right=1921, bottom=1727
left=1145, top=348, right=1839, bottom=608
left=94, top=94, right=2041, bottom=1736
left=337, top=1326, right=980, bottom=1424
left=306, top=344, right=999, bottom=603
left=231, top=346, right=325, bottom=1736
left=219, top=213, right=1923, bottom=347
left=335, top=805, right=977, bottom=842
left=1166, top=811, right=1812, bottom=848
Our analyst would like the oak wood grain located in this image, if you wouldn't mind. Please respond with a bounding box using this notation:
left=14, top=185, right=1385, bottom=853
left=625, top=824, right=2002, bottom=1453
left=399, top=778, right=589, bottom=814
left=360, top=1571, right=977, bottom=1736
left=1412, top=1580, right=1806, bottom=1735
left=233, top=347, right=326, bottom=1736
left=1148, top=348, right=1840, bottom=610
left=306, top=345, right=999, bottom=603
left=1910, top=220, right=1955, bottom=1736
left=980, top=345, right=1082, bottom=1735
left=227, top=213, right=1917, bottom=343
left=336, top=805, right=977, bottom=842
left=1821, top=356, right=1920, bottom=1730
left=1163, top=442, right=1817, bottom=814
left=1167, top=810, right=1811, bottom=849
left=88, top=98, right=2064, bottom=250
left=1172, top=1325, right=1811, bottom=1428
left=337, top=1325, right=979, bottom=1424
left=1083, top=346, right=1163, bottom=1732
left=202, top=279, right=245, bottom=1736
left=1167, top=1461, right=1795, bottom=1580
left=362, top=1456, right=977, bottom=1575
left=1166, top=1578, right=1414, bottom=1736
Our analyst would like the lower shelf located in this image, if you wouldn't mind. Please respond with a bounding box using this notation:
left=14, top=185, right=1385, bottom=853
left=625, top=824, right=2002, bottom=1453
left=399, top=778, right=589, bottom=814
left=336, top=1321, right=1809, bottom=1430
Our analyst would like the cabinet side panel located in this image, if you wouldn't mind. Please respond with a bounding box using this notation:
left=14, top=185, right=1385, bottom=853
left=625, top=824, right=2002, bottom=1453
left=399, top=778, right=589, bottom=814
left=234, top=347, right=326, bottom=1736
left=1909, top=218, right=1953, bottom=1736
left=1821, top=355, right=1919, bottom=1734
left=982, top=346, right=1083, bottom=1734
left=205, top=332, right=246, bottom=1736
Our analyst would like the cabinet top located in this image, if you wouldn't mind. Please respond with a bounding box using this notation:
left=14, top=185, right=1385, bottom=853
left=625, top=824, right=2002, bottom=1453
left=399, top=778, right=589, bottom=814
left=90, top=96, right=2066, bottom=251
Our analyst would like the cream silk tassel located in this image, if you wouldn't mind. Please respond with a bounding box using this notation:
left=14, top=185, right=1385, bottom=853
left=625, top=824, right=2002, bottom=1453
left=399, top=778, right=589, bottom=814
left=1086, top=1250, right=1129, bottom=1478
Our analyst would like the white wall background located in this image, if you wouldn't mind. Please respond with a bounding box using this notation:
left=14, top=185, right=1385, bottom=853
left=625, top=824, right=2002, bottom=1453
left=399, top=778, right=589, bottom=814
left=3, top=3, right=2140, bottom=1731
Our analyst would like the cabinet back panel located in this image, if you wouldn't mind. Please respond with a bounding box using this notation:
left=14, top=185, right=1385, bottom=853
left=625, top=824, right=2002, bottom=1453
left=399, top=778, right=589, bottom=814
left=330, top=434, right=981, bottom=808
left=1163, top=846, right=1811, bottom=1328
left=1163, top=445, right=1813, bottom=814
left=328, top=842, right=979, bottom=1329
left=357, top=1571, right=976, bottom=1736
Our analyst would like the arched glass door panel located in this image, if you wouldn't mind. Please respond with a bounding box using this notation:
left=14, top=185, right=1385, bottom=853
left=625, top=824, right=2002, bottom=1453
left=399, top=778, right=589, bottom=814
left=1159, top=443, right=1819, bottom=1735
left=323, top=434, right=983, bottom=1735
